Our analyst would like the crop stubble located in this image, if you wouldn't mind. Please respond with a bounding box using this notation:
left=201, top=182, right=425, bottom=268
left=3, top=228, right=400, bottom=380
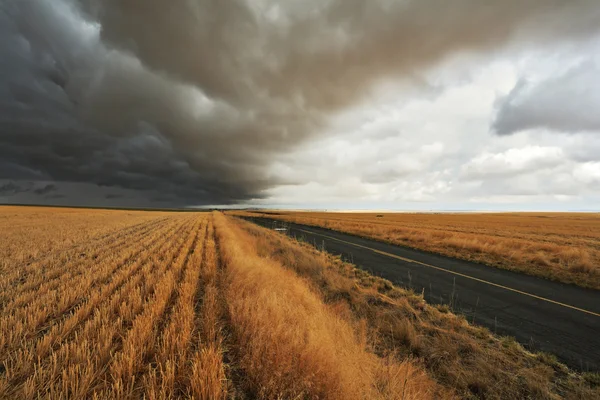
left=1, top=207, right=598, bottom=399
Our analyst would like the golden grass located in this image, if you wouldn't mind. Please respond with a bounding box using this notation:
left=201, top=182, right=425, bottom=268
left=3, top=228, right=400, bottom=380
left=0, top=208, right=217, bottom=398
left=1, top=207, right=443, bottom=399
left=189, top=220, right=227, bottom=400
left=239, top=211, right=600, bottom=289
left=233, top=216, right=600, bottom=399
left=4, top=205, right=596, bottom=399
left=0, top=206, right=169, bottom=273
left=214, top=213, right=444, bottom=399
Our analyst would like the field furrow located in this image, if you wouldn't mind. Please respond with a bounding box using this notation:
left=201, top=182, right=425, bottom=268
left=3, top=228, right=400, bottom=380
left=91, top=216, right=203, bottom=398
left=137, top=221, right=208, bottom=398
left=4, top=215, right=169, bottom=271
left=0, top=208, right=170, bottom=267
left=185, top=220, right=229, bottom=400
left=0, top=217, right=187, bottom=355
left=3, top=219, right=169, bottom=317
left=3, top=216, right=199, bottom=399
left=0, top=217, right=195, bottom=396
left=0, top=216, right=169, bottom=307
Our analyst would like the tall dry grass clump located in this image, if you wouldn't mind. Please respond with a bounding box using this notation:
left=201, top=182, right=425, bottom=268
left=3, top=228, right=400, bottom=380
left=214, top=213, right=442, bottom=399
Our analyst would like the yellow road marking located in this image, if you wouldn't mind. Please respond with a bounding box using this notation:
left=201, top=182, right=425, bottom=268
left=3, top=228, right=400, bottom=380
left=298, top=228, right=600, bottom=318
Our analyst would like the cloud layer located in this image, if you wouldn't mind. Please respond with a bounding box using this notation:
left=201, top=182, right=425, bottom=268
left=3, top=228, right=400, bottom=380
left=493, top=61, right=600, bottom=135
left=1, top=0, right=600, bottom=206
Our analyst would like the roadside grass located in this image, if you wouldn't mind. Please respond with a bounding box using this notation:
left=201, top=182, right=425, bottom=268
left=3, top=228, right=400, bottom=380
left=237, top=211, right=600, bottom=290
left=215, top=213, right=447, bottom=399
left=232, top=216, right=600, bottom=399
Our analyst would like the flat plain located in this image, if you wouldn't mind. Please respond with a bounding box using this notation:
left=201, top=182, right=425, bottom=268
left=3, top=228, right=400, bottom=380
left=246, top=211, right=600, bottom=289
left=1, top=206, right=599, bottom=399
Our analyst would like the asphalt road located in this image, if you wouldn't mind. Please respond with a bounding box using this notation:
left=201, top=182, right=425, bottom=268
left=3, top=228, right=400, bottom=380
left=244, top=216, right=600, bottom=371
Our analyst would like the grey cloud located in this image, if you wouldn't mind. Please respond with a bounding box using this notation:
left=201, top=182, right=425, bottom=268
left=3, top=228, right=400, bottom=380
left=2, top=0, right=600, bottom=206
left=493, top=61, right=600, bottom=135
left=0, top=181, right=29, bottom=195
left=45, top=193, right=66, bottom=200
left=0, top=181, right=56, bottom=197
left=33, top=184, right=57, bottom=195
left=88, top=0, right=600, bottom=110
left=0, top=180, right=178, bottom=207
left=564, top=139, right=600, bottom=163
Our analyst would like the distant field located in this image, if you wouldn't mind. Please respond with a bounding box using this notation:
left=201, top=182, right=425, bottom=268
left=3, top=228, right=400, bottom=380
left=242, top=211, right=600, bottom=290
left=1, top=206, right=598, bottom=399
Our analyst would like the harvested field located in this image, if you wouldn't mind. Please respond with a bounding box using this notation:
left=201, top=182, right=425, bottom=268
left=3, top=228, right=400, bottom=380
left=1, top=206, right=597, bottom=399
left=241, top=211, right=600, bottom=289
left=0, top=207, right=443, bottom=399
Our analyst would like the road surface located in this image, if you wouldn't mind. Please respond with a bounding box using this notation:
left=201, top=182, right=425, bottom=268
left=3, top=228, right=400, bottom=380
left=244, top=216, right=600, bottom=371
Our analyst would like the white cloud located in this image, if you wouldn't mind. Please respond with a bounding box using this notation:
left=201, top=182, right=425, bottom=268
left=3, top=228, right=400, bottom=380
left=468, top=194, right=577, bottom=204
left=460, top=146, right=564, bottom=179
left=262, top=49, right=600, bottom=210
left=389, top=176, right=452, bottom=202
left=573, top=162, right=600, bottom=184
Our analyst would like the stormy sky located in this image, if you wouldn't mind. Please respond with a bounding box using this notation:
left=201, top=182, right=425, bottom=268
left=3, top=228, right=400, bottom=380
left=1, top=1, right=600, bottom=209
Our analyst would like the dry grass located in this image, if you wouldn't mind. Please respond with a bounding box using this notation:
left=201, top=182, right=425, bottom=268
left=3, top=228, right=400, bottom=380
left=233, top=216, right=600, bottom=399
left=0, top=206, right=168, bottom=273
left=5, top=205, right=595, bottom=399
left=239, top=211, right=600, bottom=289
left=188, top=220, right=227, bottom=400
left=0, top=207, right=223, bottom=398
left=214, top=213, right=444, bottom=399
left=1, top=206, right=452, bottom=399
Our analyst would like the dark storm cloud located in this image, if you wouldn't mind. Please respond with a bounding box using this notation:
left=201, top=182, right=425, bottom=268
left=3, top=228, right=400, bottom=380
left=1, top=0, right=599, bottom=205
left=87, top=0, right=600, bottom=111
left=33, top=183, right=57, bottom=195
left=0, top=182, right=28, bottom=195
left=0, top=181, right=55, bottom=197
left=493, top=61, right=600, bottom=135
